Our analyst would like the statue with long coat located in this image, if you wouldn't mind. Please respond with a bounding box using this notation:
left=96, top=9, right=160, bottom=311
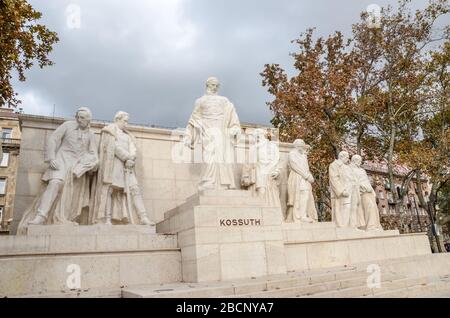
left=91, top=111, right=153, bottom=225
left=185, top=77, right=241, bottom=191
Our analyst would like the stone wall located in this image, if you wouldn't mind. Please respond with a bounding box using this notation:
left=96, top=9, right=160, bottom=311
left=11, top=114, right=294, bottom=234
left=0, top=113, right=21, bottom=233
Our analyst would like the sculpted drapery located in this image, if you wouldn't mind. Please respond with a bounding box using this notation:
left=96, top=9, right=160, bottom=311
left=350, top=155, right=383, bottom=231
left=186, top=78, right=241, bottom=191
left=17, top=110, right=98, bottom=234
left=287, top=140, right=318, bottom=223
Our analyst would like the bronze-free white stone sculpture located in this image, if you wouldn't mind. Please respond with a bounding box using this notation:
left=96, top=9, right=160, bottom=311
left=350, top=155, right=383, bottom=231
left=185, top=77, right=241, bottom=191
left=287, top=139, right=318, bottom=223
left=329, top=151, right=359, bottom=228
left=253, top=128, right=282, bottom=207
left=91, top=111, right=154, bottom=226
left=17, top=107, right=98, bottom=233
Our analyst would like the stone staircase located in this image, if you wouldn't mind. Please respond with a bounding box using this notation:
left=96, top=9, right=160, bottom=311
left=122, top=262, right=450, bottom=298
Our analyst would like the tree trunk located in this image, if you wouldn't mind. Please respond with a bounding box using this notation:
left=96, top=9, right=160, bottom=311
left=415, top=171, right=443, bottom=253
left=387, top=122, right=401, bottom=216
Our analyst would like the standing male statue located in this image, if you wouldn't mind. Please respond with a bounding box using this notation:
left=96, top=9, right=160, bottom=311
left=91, top=111, right=154, bottom=226
left=329, top=151, right=358, bottom=228
left=241, top=128, right=282, bottom=207
left=287, top=139, right=318, bottom=223
left=185, top=77, right=241, bottom=191
left=18, top=107, right=98, bottom=233
left=350, top=155, right=383, bottom=231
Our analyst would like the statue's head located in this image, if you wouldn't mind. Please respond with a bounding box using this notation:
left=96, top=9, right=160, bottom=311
left=114, top=111, right=130, bottom=130
left=206, top=77, right=220, bottom=95
left=351, top=154, right=362, bottom=167
left=75, top=107, right=92, bottom=129
left=338, top=151, right=350, bottom=164
left=293, top=139, right=310, bottom=153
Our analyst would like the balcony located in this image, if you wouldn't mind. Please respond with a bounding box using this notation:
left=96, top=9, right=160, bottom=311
left=1, top=138, right=20, bottom=149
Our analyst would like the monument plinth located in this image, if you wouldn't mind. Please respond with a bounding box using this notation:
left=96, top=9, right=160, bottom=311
left=157, top=189, right=286, bottom=282
left=157, top=189, right=432, bottom=284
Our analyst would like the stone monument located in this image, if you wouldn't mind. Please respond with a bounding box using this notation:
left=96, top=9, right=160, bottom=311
left=329, top=151, right=358, bottom=228
left=17, top=107, right=98, bottom=234
left=91, top=111, right=154, bottom=226
left=241, top=128, right=282, bottom=207
left=184, top=77, right=241, bottom=191
left=286, top=139, right=318, bottom=223
left=1, top=110, right=437, bottom=297
left=350, top=155, right=383, bottom=231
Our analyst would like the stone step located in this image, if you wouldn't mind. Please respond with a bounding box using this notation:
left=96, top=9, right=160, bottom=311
left=369, top=276, right=450, bottom=298
left=163, top=190, right=263, bottom=219
left=14, top=287, right=122, bottom=298
left=232, top=273, right=402, bottom=298
left=122, top=266, right=395, bottom=298
left=304, top=276, right=429, bottom=298
left=200, top=190, right=254, bottom=198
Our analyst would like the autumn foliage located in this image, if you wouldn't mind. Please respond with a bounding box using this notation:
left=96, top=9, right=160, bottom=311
left=0, top=0, right=59, bottom=108
left=261, top=0, right=449, bottom=223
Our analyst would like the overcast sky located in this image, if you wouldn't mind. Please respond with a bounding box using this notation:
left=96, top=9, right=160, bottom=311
left=13, top=0, right=435, bottom=128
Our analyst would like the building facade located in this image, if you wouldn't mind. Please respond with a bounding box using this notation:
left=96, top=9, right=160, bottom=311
left=364, top=164, right=433, bottom=235
left=0, top=108, right=21, bottom=234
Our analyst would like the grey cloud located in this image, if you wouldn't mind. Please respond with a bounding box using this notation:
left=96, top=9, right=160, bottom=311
left=13, top=0, right=433, bottom=128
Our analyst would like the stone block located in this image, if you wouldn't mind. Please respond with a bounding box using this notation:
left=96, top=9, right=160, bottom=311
left=193, top=206, right=218, bottom=227
left=262, top=207, right=283, bottom=226
left=220, top=242, right=267, bottom=281
left=152, top=159, right=176, bottom=180
left=265, top=241, right=287, bottom=275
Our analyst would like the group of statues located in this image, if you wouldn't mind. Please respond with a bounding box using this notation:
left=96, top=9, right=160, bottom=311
left=329, top=151, right=382, bottom=231
left=17, top=77, right=382, bottom=234
left=18, top=109, right=154, bottom=234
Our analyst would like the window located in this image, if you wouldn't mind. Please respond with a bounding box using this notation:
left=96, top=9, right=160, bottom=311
left=0, top=178, right=6, bottom=195
left=1, top=128, right=12, bottom=139
left=0, top=206, right=3, bottom=222
left=0, top=152, right=9, bottom=167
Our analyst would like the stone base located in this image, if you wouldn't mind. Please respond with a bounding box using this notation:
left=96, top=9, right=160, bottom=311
left=157, top=190, right=432, bottom=283
left=27, top=224, right=156, bottom=236
left=157, top=189, right=286, bottom=282
left=283, top=222, right=430, bottom=272
left=0, top=224, right=181, bottom=297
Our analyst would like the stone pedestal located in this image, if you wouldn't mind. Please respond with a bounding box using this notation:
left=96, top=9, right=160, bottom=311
left=157, top=190, right=286, bottom=282
left=157, top=190, right=432, bottom=283
left=0, top=224, right=181, bottom=297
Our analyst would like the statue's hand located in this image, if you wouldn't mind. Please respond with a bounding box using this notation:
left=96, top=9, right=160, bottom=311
left=341, top=190, right=350, bottom=198
left=49, top=160, right=59, bottom=170
left=308, top=175, right=315, bottom=183
left=183, top=136, right=193, bottom=149
left=271, top=171, right=280, bottom=179
left=125, top=160, right=135, bottom=169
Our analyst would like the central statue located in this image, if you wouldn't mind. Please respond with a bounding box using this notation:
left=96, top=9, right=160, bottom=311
left=185, top=77, right=241, bottom=191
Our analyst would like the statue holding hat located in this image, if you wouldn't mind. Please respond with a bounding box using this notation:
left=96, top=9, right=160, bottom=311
left=349, top=155, right=383, bottom=231
left=286, top=139, right=318, bottom=223
left=242, top=128, right=282, bottom=207
left=329, top=151, right=359, bottom=228
left=17, top=107, right=99, bottom=233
